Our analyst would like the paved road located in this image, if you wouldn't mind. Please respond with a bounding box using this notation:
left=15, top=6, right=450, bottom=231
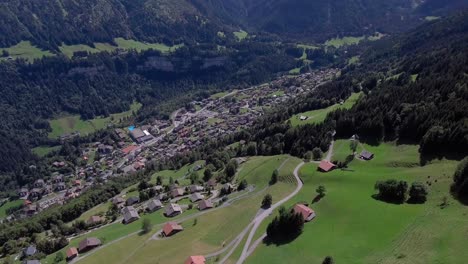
left=235, top=161, right=305, bottom=264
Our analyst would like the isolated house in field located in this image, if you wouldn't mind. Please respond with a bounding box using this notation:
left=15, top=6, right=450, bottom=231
left=190, top=193, right=204, bottom=203
left=78, top=237, right=101, bottom=252
left=126, top=196, right=140, bottom=206
left=198, top=200, right=213, bottom=211
left=165, top=203, right=182, bottom=217
left=318, top=160, right=336, bottom=172
left=360, top=150, right=374, bottom=160
left=66, top=247, right=78, bottom=261
left=86, top=215, right=103, bottom=226
left=171, top=188, right=185, bottom=198
left=162, top=222, right=183, bottom=237
left=185, top=255, right=206, bottom=264
left=293, top=204, right=316, bottom=222
left=123, top=206, right=140, bottom=224
left=146, top=199, right=163, bottom=212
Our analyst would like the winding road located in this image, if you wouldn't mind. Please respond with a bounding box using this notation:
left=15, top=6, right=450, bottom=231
left=234, top=161, right=305, bottom=264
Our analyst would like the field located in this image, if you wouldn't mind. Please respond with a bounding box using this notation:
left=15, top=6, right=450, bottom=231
left=48, top=102, right=141, bottom=138
left=69, top=155, right=296, bottom=264
left=348, top=56, right=360, bottom=65
left=325, top=36, right=365, bottom=48
left=59, top=43, right=116, bottom=58
left=113, top=38, right=183, bottom=53
left=0, top=199, right=22, bottom=219
left=32, top=146, right=61, bottom=157
left=210, top=91, right=229, bottom=99
left=425, top=16, right=440, bottom=21
left=234, top=30, right=249, bottom=41
left=246, top=143, right=466, bottom=264
left=289, top=92, right=362, bottom=126
left=0, top=41, right=54, bottom=62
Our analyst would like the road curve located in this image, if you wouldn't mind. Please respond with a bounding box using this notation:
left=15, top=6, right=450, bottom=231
left=235, top=161, right=305, bottom=264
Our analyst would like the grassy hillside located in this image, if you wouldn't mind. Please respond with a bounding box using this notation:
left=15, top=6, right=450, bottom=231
left=0, top=41, right=53, bottom=62
left=246, top=143, right=466, bottom=264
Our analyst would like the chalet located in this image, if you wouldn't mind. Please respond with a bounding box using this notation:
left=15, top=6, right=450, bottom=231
left=29, top=188, right=42, bottom=198
left=24, top=260, right=40, bottom=264
left=115, top=129, right=127, bottom=139
left=207, top=179, right=217, bottom=188
left=33, top=179, right=45, bottom=188
left=78, top=237, right=101, bottom=252
left=189, top=185, right=204, bottom=193
left=23, top=245, right=37, bottom=257
left=164, top=203, right=182, bottom=217
left=198, top=200, right=213, bottom=211
left=56, top=182, right=66, bottom=191
left=18, top=188, right=29, bottom=198
left=146, top=199, right=163, bottom=212
left=360, top=150, right=374, bottom=160
left=73, top=180, right=81, bottom=186
left=293, top=204, right=316, bottom=222
left=86, top=215, right=103, bottom=226
left=52, top=161, right=66, bottom=168
left=122, top=206, right=140, bottom=224
left=153, top=185, right=164, bottom=193
left=185, top=256, right=206, bottom=264
left=121, top=145, right=139, bottom=155
left=126, top=196, right=140, bottom=206
left=171, top=188, right=185, bottom=198
left=190, top=193, right=204, bottom=203
left=318, top=160, right=336, bottom=172
left=162, top=222, right=183, bottom=237
left=112, top=197, right=125, bottom=205
left=299, top=115, right=308, bottom=121
left=66, top=247, right=78, bottom=261
left=97, top=144, right=114, bottom=155
left=52, top=175, right=64, bottom=183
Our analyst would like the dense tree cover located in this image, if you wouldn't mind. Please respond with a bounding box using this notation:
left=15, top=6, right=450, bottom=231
left=408, top=182, right=429, bottom=204
left=261, top=194, right=272, bottom=209
left=266, top=206, right=304, bottom=244
left=452, top=157, right=468, bottom=201
left=326, top=11, right=468, bottom=159
left=374, top=179, right=408, bottom=204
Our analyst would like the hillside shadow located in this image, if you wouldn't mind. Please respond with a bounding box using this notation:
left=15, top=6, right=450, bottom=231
left=371, top=194, right=405, bottom=205
left=262, top=231, right=303, bottom=246
left=419, top=152, right=465, bottom=166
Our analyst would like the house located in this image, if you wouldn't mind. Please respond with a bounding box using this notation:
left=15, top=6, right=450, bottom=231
left=24, top=204, right=38, bottom=216
left=52, top=175, right=64, bottom=183
left=146, top=199, right=163, bottom=212
left=207, top=179, right=217, bottom=188
left=86, top=216, right=103, bottom=226
left=162, top=222, right=183, bottom=237
left=97, top=144, right=114, bottom=155
left=29, top=188, right=42, bottom=198
left=55, top=183, right=66, bottom=191
left=112, top=197, right=125, bottom=205
left=123, top=206, right=140, bottom=224
left=66, top=247, right=78, bottom=261
left=24, top=260, right=40, bottom=264
left=18, top=188, right=29, bottom=198
left=360, top=150, right=374, bottom=160
left=121, top=145, right=139, bottom=155
left=23, top=245, right=37, bottom=257
left=78, top=237, right=101, bottom=252
left=164, top=203, right=182, bottom=217
left=299, top=115, right=308, bottom=121
left=293, top=204, right=316, bottom=222
left=189, top=193, right=204, bottom=203
left=171, top=188, right=184, bottom=198
left=189, top=185, right=204, bottom=193
left=73, top=180, right=81, bottom=186
left=126, top=196, right=140, bottom=206
left=198, top=200, right=213, bottom=211
left=34, top=179, right=45, bottom=188
left=185, top=255, right=206, bottom=264
left=318, top=160, right=336, bottom=172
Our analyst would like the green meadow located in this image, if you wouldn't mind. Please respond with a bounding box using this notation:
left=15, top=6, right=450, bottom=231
left=246, top=143, right=465, bottom=264
left=234, top=30, right=249, bottom=41
left=48, top=102, right=141, bottom=138
left=0, top=199, right=23, bottom=219
left=289, top=92, right=362, bottom=126
left=0, top=41, right=54, bottom=62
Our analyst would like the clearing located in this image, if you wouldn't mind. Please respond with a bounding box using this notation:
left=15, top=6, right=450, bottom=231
left=289, top=92, right=361, bottom=126
left=234, top=30, right=249, bottom=41
left=48, top=102, right=141, bottom=138
left=0, top=41, right=53, bottom=62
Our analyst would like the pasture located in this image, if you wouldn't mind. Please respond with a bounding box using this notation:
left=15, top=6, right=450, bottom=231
left=289, top=92, right=361, bottom=126
left=0, top=41, right=53, bottom=62
left=246, top=143, right=466, bottom=264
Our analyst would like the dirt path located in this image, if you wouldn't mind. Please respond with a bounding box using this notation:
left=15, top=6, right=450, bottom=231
left=235, top=161, right=305, bottom=264
left=325, top=140, right=335, bottom=161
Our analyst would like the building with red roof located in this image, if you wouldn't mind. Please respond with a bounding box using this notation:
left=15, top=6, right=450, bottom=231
left=162, top=222, right=183, bottom=237
left=318, top=160, right=336, bottom=172
left=121, top=145, right=139, bottom=155
left=293, top=204, right=316, bottom=222
left=185, top=255, right=206, bottom=264
left=66, top=247, right=78, bottom=261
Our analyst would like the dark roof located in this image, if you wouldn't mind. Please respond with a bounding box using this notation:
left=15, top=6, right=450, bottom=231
left=126, top=196, right=140, bottom=205
left=78, top=237, right=101, bottom=252
left=24, top=245, right=37, bottom=256
left=360, top=150, right=374, bottom=159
